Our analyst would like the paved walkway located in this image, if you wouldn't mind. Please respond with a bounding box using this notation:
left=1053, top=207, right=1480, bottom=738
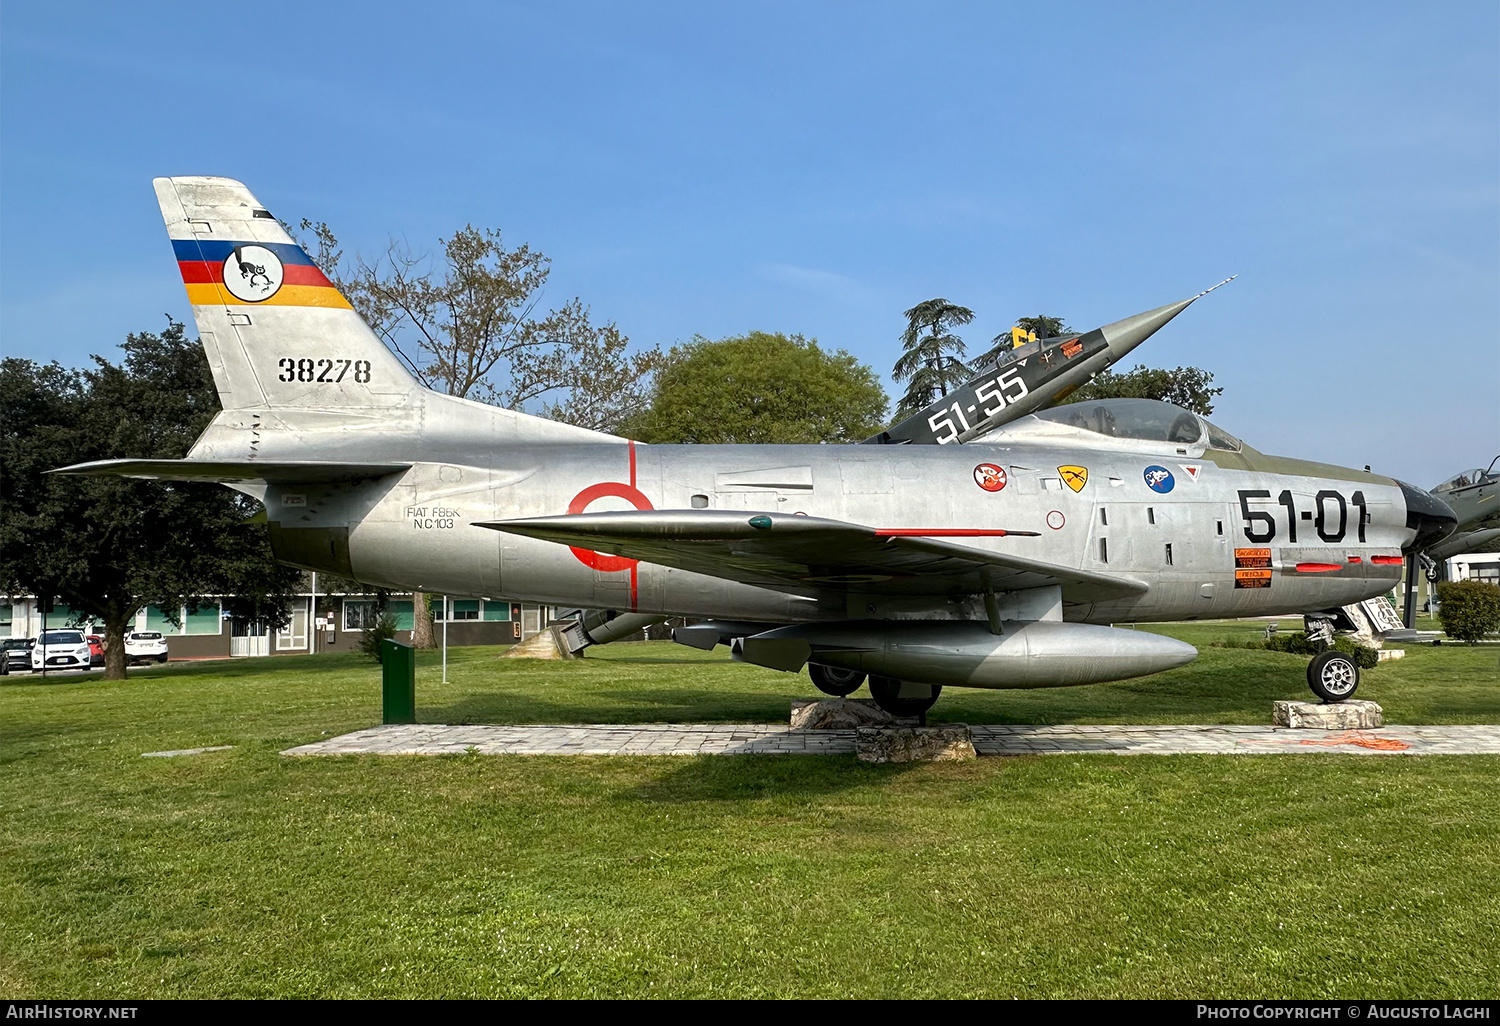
left=281, top=722, right=1500, bottom=758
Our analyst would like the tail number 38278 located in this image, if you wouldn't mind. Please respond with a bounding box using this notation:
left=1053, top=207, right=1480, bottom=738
left=277, top=358, right=372, bottom=383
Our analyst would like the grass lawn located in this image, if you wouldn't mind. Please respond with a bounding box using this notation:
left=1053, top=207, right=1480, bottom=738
left=2, top=624, right=1498, bottom=998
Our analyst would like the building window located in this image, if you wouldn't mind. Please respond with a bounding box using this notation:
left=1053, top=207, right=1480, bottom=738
left=433, top=599, right=479, bottom=621
left=145, top=604, right=182, bottom=635
left=481, top=600, right=511, bottom=622
left=186, top=603, right=223, bottom=635
left=344, top=600, right=379, bottom=631
left=389, top=600, right=414, bottom=631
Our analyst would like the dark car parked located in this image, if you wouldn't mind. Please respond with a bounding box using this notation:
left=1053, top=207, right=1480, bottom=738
left=1, top=638, right=34, bottom=675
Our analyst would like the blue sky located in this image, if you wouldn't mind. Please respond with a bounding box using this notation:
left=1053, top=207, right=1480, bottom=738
left=2, top=1, right=1496, bottom=484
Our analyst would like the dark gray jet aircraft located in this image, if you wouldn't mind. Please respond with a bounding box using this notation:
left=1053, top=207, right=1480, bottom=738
left=61, top=178, right=1458, bottom=715
left=868, top=278, right=1235, bottom=447
left=1426, top=459, right=1500, bottom=562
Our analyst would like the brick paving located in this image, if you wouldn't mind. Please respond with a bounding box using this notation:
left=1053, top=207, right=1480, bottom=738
left=281, top=722, right=1500, bottom=758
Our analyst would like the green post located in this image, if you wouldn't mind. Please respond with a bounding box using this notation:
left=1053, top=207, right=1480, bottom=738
left=381, top=639, right=416, bottom=724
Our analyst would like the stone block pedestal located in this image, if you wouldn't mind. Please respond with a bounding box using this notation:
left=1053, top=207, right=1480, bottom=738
left=1273, top=699, right=1383, bottom=729
left=499, top=625, right=578, bottom=660
left=790, top=698, right=919, bottom=730
left=856, top=725, right=976, bottom=763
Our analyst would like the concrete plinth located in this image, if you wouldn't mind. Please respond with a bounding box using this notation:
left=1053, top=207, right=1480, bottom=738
left=791, top=698, right=919, bottom=730
left=855, top=725, right=976, bottom=763
left=1273, top=700, right=1383, bottom=729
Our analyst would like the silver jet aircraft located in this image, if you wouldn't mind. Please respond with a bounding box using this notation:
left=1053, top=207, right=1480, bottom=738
left=63, top=178, right=1458, bottom=714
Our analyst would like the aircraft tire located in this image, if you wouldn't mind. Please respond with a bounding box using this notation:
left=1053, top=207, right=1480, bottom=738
left=1306, top=650, right=1360, bottom=703
left=808, top=663, right=865, bottom=697
left=868, top=675, right=942, bottom=717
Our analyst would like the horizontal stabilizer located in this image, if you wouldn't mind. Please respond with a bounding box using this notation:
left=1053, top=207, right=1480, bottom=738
left=477, top=509, right=1147, bottom=603
left=53, top=458, right=411, bottom=484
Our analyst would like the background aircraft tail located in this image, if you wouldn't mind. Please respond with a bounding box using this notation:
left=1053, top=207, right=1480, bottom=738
left=155, top=176, right=419, bottom=412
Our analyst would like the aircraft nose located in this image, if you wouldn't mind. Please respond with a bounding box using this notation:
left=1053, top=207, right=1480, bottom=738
left=1397, top=480, right=1458, bottom=553
left=1099, top=298, right=1197, bottom=363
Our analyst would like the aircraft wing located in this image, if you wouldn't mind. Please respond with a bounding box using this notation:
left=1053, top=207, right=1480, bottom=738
left=53, top=458, right=411, bottom=484
left=476, top=509, right=1147, bottom=602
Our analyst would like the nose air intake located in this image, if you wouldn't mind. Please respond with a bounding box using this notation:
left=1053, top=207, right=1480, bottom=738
left=1397, top=480, right=1458, bottom=553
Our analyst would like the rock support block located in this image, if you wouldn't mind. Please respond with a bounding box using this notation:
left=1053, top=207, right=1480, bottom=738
left=856, top=725, right=976, bottom=763
left=791, top=698, right=920, bottom=730
left=499, top=625, right=578, bottom=660
left=1272, top=699, right=1383, bottom=729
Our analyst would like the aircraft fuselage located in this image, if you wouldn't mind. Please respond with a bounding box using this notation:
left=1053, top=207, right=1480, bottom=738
left=257, top=427, right=1409, bottom=627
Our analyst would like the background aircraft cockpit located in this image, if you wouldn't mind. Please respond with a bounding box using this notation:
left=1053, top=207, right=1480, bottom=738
left=1434, top=464, right=1498, bottom=495
left=983, top=398, right=1244, bottom=456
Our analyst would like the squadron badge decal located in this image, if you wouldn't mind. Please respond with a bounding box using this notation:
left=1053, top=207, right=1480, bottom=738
left=221, top=244, right=284, bottom=302
left=973, top=463, right=1007, bottom=493
left=1058, top=465, right=1088, bottom=492
left=1143, top=465, right=1175, bottom=493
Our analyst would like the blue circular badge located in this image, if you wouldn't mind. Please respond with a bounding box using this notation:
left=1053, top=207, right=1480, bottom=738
left=1143, top=465, right=1175, bottom=493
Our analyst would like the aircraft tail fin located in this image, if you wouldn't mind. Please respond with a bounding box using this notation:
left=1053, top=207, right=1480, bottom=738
left=154, top=176, right=418, bottom=412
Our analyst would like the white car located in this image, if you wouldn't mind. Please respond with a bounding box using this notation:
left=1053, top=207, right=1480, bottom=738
left=30, top=630, right=92, bottom=671
left=125, top=631, right=170, bottom=664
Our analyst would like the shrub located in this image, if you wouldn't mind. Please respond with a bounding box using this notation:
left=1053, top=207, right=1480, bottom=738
left=1264, top=631, right=1321, bottom=656
left=1261, top=630, right=1377, bottom=667
left=1436, top=579, right=1500, bottom=643
left=1332, top=636, right=1380, bottom=669
left=359, top=608, right=399, bottom=662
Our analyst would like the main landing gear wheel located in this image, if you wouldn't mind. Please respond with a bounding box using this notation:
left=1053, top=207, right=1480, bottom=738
left=808, top=663, right=866, bottom=697
left=868, top=675, right=942, bottom=717
left=1307, top=650, right=1360, bottom=702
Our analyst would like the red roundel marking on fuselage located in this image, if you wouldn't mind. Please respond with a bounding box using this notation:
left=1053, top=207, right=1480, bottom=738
left=566, top=481, right=653, bottom=572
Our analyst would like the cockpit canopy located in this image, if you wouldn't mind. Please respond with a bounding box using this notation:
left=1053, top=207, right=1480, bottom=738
left=1435, top=467, right=1498, bottom=493
left=999, top=398, right=1243, bottom=452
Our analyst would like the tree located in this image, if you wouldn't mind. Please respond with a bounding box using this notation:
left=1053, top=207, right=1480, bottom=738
left=974, top=314, right=1074, bottom=369
left=623, top=332, right=887, bottom=444
left=357, top=592, right=399, bottom=662
left=1064, top=364, right=1224, bottom=415
left=892, top=299, right=973, bottom=418
left=296, top=220, right=663, bottom=647
left=1015, top=315, right=1071, bottom=340
left=297, top=220, right=662, bottom=429
left=0, top=323, right=304, bottom=679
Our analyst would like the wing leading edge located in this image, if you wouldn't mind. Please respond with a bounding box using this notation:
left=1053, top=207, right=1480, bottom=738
left=53, top=458, right=412, bottom=484
left=476, top=509, right=1147, bottom=603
